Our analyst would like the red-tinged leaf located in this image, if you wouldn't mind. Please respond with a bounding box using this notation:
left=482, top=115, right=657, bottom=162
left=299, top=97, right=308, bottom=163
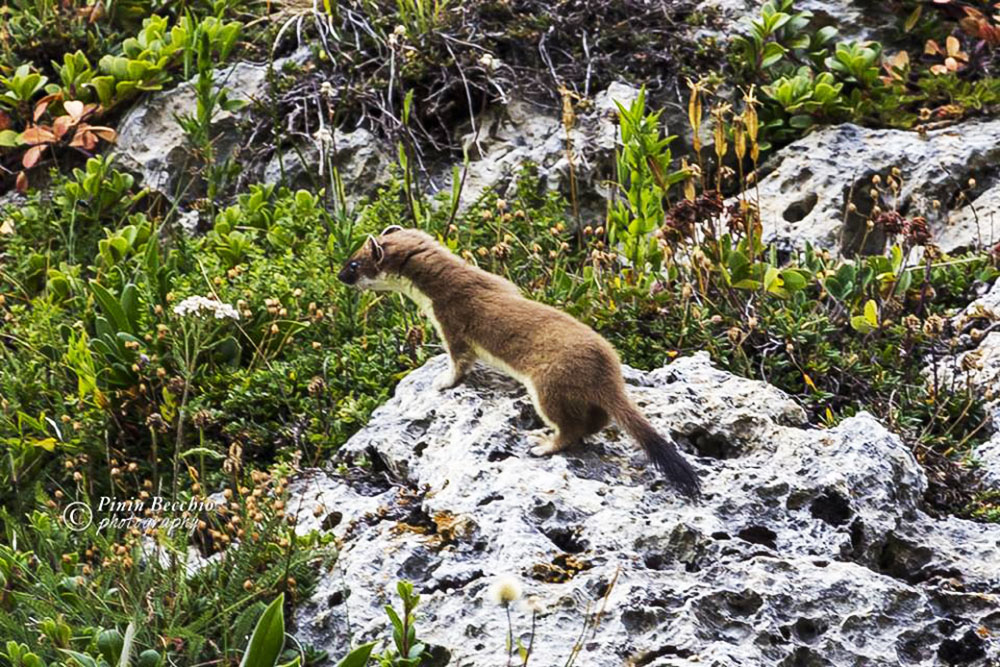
left=64, top=100, right=85, bottom=120
left=33, top=93, right=61, bottom=122
left=87, top=125, right=117, bottom=142
left=33, top=100, right=50, bottom=122
left=53, top=115, right=74, bottom=139
left=86, top=3, right=103, bottom=23
left=945, top=36, right=968, bottom=60
left=20, top=126, right=56, bottom=145
left=960, top=17, right=981, bottom=36
left=22, top=144, right=46, bottom=168
left=70, top=130, right=98, bottom=150
left=15, top=171, right=28, bottom=193
left=0, top=111, right=10, bottom=131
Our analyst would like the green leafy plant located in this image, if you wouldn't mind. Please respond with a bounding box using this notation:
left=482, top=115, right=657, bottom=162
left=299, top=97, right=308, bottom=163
left=394, top=0, right=451, bottom=39
left=731, top=0, right=836, bottom=79
left=731, top=0, right=1000, bottom=148
left=333, top=581, right=425, bottom=667
left=0, top=65, right=49, bottom=116
left=174, top=17, right=245, bottom=211
left=609, top=87, right=686, bottom=284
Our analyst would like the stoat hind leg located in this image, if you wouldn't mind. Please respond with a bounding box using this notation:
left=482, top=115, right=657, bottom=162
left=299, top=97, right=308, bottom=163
left=526, top=382, right=593, bottom=457
left=528, top=430, right=576, bottom=457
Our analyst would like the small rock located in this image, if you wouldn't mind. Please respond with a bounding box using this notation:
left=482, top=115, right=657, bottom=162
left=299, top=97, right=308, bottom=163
left=113, top=61, right=272, bottom=200
left=746, top=119, right=1000, bottom=256
left=976, top=435, right=1000, bottom=488
left=441, top=83, right=641, bottom=215
left=262, top=127, right=389, bottom=205
left=939, top=181, right=1000, bottom=254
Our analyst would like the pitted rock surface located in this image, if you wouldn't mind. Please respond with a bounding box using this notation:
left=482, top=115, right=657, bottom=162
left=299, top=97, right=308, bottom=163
left=291, top=353, right=1000, bottom=666
left=747, top=119, right=1000, bottom=256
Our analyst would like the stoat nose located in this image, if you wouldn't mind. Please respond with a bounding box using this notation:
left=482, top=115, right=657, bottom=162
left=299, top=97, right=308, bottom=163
left=338, top=266, right=357, bottom=285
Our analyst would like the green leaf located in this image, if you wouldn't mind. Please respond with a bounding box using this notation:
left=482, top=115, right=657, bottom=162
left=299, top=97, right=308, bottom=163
left=121, top=283, right=139, bottom=330
left=90, top=280, right=131, bottom=334
left=335, top=642, right=377, bottom=667
left=98, top=628, right=124, bottom=665
left=385, top=606, right=403, bottom=634
left=761, top=42, right=787, bottom=68
left=863, top=299, right=878, bottom=326
left=58, top=650, right=101, bottom=667
left=0, top=130, right=21, bottom=147
left=240, top=594, right=286, bottom=667
left=788, top=34, right=811, bottom=50
left=850, top=314, right=874, bottom=334
left=850, top=298, right=880, bottom=333
left=137, top=650, right=163, bottom=667
left=780, top=269, right=809, bottom=291
left=896, top=269, right=913, bottom=295
left=763, top=265, right=781, bottom=292
left=788, top=114, right=814, bottom=129
left=815, top=25, right=838, bottom=45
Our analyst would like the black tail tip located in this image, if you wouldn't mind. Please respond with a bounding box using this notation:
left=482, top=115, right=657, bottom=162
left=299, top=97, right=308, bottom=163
left=646, top=436, right=701, bottom=498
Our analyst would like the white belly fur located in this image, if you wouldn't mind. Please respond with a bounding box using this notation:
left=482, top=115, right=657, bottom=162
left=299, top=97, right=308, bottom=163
left=370, top=274, right=445, bottom=345
left=377, top=273, right=551, bottom=428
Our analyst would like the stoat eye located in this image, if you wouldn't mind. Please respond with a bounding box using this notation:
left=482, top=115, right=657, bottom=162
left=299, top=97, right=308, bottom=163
left=349, top=261, right=359, bottom=270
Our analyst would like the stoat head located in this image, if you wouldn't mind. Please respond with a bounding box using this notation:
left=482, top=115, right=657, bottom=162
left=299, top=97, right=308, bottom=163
left=338, top=226, right=430, bottom=291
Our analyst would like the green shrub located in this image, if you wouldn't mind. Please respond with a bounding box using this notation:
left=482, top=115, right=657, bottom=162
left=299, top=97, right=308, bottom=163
left=728, top=0, right=1000, bottom=150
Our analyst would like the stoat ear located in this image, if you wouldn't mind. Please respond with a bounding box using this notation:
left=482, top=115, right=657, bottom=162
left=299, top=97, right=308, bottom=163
left=367, top=235, right=385, bottom=265
left=380, top=225, right=403, bottom=236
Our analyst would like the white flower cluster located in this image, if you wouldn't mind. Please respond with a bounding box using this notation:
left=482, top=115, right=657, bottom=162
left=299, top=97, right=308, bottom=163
left=173, top=295, right=240, bottom=320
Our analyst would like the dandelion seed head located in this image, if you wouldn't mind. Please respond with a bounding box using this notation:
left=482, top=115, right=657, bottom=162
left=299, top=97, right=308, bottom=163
left=489, top=574, right=522, bottom=606
left=522, top=595, right=545, bottom=614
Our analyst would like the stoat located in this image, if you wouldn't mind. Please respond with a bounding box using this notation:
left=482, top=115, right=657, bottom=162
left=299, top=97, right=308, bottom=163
left=338, top=227, right=700, bottom=497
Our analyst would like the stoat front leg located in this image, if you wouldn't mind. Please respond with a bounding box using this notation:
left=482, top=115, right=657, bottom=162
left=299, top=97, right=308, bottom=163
left=433, top=338, right=475, bottom=391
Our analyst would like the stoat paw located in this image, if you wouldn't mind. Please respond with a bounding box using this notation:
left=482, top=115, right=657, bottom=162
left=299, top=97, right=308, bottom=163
left=527, top=431, right=557, bottom=457
left=432, top=371, right=457, bottom=392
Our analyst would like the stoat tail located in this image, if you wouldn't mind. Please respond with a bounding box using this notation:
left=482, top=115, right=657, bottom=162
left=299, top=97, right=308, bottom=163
left=610, top=397, right=701, bottom=498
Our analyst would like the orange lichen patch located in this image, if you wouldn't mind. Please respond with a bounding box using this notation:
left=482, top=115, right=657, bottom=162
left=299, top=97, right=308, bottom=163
left=390, top=506, right=473, bottom=549
left=432, top=510, right=473, bottom=544
left=531, top=552, right=592, bottom=583
left=394, top=521, right=434, bottom=536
